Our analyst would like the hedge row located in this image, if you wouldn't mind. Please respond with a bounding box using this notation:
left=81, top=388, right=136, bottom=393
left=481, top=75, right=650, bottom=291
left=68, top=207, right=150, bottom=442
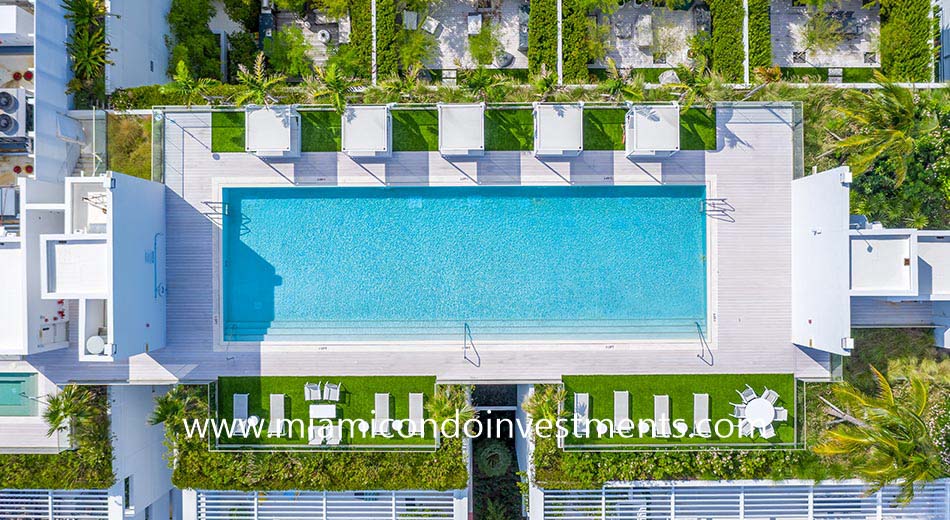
left=375, top=0, right=399, bottom=76
left=347, top=0, right=374, bottom=77
left=527, top=0, right=557, bottom=75
left=560, top=0, right=589, bottom=82
left=880, top=0, right=933, bottom=82
left=748, top=0, right=771, bottom=70
left=707, top=0, right=745, bottom=82
left=110, top=84, right=310, bottom=110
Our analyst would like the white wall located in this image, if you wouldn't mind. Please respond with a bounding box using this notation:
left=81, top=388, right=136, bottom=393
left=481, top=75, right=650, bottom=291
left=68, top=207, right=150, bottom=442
left=0, top=241, right=25, bottom=355
left=791, top=167, right=852, bottom=356
left=34, top=0, right=74, bottom=182
left=104, top=0, right=173, bottom=92
left=108, top=385, right=174, bottom=520
left=109, top=173, right=166, bottom=360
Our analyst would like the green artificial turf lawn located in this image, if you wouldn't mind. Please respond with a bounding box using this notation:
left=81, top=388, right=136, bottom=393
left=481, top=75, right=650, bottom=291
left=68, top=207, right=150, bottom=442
left=392, top=109, right=439, bottom=151
left=211, top=112, right=246, bottom=153
left=680, top=108, right=717, bottom=151
left=583, top=108, right=626, bottom=151
left=300, top=110, right=342, bottom=152
left=562, top=373, right=797, bottom=446
left=485, top=108, right=534, bottom=151
left=218, top=376, right=438, bottom=446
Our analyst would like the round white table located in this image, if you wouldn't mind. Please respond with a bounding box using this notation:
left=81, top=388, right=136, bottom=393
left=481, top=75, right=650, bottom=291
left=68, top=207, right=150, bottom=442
left=745, top=398, right=775, bottom=427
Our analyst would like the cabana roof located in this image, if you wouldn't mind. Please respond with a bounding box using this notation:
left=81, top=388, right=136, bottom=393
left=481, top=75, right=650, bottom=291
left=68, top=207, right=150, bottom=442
left=437, top=103, right=485, bottom=156
left=342, top=105, right=392, bottom=157
left=625, top=104, right=680, bottom=157
left=533, top=102, right=583, bottom=157
left=245, top=105, right=300, bottom=158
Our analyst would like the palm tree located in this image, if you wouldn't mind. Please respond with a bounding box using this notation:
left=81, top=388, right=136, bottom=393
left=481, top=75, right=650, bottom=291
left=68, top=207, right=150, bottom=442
left=461, top=67, right=510, bottom=103
left=66, top=26, right=111, bottom=81
left=598, top=58, right=645, bottom=102
left=61, top=0, right=106, bottom=28
left=834, top=72, right=938, bottom=185
left=149, top=386, right=206, bottom=426
left=160, top=60, right=215, bottom=107
left=814, top=366, right=945, bottom=504
left=304, top=62, right=359, bottom=113
left=522, top=385, right=567, bottom=423
left=234, top=52, right=286, bottom=106
left=43, top=384, right=96, bottom=437
left=425, top=386, right=475, bottom=425
left=380, top=64, right=426, bottom=103
left=532, top=65, right=561, bottom=102
left=667, top=62, right=732, bottom=112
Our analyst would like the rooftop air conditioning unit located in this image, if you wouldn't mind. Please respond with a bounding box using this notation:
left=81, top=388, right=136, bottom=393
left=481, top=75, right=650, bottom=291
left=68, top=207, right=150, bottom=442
left=0, top=88, right=27, bottom=138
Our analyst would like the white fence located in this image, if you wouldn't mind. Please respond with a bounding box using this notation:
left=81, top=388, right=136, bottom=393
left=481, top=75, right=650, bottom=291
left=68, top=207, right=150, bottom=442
left=194, top=489, right=465, bottom=520
left=541, top=480, right=950, bottom=520
left=0, top=489, right=111, bottom=520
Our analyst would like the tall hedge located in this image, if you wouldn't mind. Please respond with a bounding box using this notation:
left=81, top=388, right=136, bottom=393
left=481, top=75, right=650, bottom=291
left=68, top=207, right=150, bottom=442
left=560, top=0, right=589, bottom=82
left=880, top=0, right=933, bottom=82
left=375, top=0, right=400, bottom=76
left=748, top=0, right=771, bottom=70
left=708, top=0, right=745, bottom=82
left=166, top=0, right=221, bottom=79
left=346, top=0, right=373, bottom=78
left=528, top=0, right=558, bottom=75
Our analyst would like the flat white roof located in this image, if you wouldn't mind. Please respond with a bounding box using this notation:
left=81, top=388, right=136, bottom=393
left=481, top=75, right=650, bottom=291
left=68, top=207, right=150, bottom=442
left=245, top=106, right=295, bottom=153
left=850, top=231, right=916, bottom=295
left=44, top=237, right=108, bottom=298
left=342, top=105, right=391, bottom=155
left=918, top=232, right=950, bottom=298
left=437, top=103, right=484, bottom=155
left=626, top=104, right=680, bottom=154
left=534, top=103, right=583, bottom=155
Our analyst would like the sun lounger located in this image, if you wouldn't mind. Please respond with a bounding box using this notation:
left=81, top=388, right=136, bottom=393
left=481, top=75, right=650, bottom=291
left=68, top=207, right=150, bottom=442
left=304, top=382, right=321, bottom=401
left=693, top=393, right=711, bottom=437
left=731, top=403, right=746, bottom=419
left=737, top=385, right=756, bottom=404
left=574, top=393, right=589, bottom=437
left=373, top=393, right=391, bottom=435
left=408, top=393, right=424, bottom=435
left=654, top=395, right=671, bottom=438
left=233, top=393, right=249, bottom=437
left=323, top=382, right=341, bottom=402
left=613, top=391, right=632, bottom=433
left=762, top=388, right=779, bottom=405
left=774, top=407, right=788, bottom=422
left=267, top=394, right=285, bottom=437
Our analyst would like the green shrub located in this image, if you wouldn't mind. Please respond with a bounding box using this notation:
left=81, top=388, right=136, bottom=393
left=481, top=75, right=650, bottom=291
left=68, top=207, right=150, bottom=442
left=476, top=440, right=513, bottom=478
left=708, top=0, right=745, bottom=82
left=107, top=114, right=152, bottom=180
left=228, top=32, right=261, bottom=83
left=780, top=66, right=829, bottom=82
left=398, top=29, right=437, bottom=69
left=264, top=25, right=314, bottom=77
left=561, top=0, right=604, bottom=82
left=880, top=0, right=933, bottom=81
left=841, top=67, right=877, bottom=83
left=221, top=0, right=261, bottom=31
left=748, top=0, right=771, bottom=69
left=166, top=0, right=221, bottom=79
left=346, top=0, right=373, bottom=77
left=375, top=0, right=400, bottom=75
left=528, top=0, right=557, bottom=75
left=469, top=21, right=502, bottom=67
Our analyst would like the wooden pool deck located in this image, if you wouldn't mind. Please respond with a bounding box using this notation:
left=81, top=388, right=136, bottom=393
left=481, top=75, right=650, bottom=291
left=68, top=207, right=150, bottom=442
left=24, top=103, right=834, bottom=384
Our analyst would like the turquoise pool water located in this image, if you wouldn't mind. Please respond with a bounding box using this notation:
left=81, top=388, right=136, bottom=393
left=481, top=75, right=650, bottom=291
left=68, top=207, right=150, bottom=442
left=0, top=373, right=37, bottom=416
left=222, top=186, right=707, bottom=341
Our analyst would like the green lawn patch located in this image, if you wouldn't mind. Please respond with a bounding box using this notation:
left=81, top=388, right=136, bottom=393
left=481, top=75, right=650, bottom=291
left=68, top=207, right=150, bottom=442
left=485, top=108, right=533, bottom=151
left=211, top=111, right=245, bottom=153
left=392, top=109, right=439, bottom=152
left=680, top=108, right=717, bottom=151
left=300, top=110, right=342, bottom=152
left=841, top=67, right=879, bottom=83
left=780, top=67, right=830, bottom=82
left=217, top=376, right=437, bottom=447
left=107, top=114, right=152, bottom=180
left=562, top=373, right=797, bottom=446
left=583, top=108, right=625, bottom=151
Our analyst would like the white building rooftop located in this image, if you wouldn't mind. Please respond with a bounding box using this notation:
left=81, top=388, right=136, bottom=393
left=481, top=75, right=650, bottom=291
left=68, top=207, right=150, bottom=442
left=437, top=103, right=485, bottom=156
left=533, top=103, right=583, bottom=157
left=626, top=104, right=680, bottom=157
left=342, top=105, right=392, bottom=157
left=916, top=232, right=950, bottom=300
left=244, top=105, right=300, bottom=158
left=849, top=228, right=918, bottom=296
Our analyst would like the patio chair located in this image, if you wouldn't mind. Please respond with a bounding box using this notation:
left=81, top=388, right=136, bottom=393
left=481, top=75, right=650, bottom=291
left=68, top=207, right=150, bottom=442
left=323, top=382, right=341, bottom=402
left=737, top=385, right=756, bottom=404
left=693, top=393, right=711, bottom=438
left=304, top=382, right=321, bottom=401
left=774, top=407, right=788, bottom=422
left=730, top=403, right=746, bottom=419
left=232, top=394, right=249, bottom=437
left=574, top=393, right=590, bottom=437
left=420, top=16, right=441, bottom=35
left=308, top=425, right=327, bottom=445
left=467, top=13, right=482, bottom=36
left=373, top=393, right=391, bottom=435
left=738, top=419, right=754, bottom=438
left=613, top=391, right=632, bottom=433
left=408, top=393, right=425, bottom=436
left=762, top=388, right=779, bottom=405
left=267, top=394, right=286, bottom=437
left=653, top=395, right=671, bottom=438
left=326, top=425, right=343, bottom=445
left=759, top=423, right=776, bottom=440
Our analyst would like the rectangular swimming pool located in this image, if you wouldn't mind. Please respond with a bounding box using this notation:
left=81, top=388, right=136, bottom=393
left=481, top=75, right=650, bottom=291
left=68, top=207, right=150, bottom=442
left=222, top=185, right=707, bottom=342
left=0, top=373, right=37, bottom=416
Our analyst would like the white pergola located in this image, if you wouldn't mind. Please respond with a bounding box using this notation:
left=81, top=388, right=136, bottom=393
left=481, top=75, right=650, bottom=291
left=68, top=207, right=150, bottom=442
left=244, top=105, right=301, bottom=158
left=533, top=102, right=583, bottom=157
left=437, top=103, right=485, bottom=156
left=625, top=103, right=680, bottom=157
left=341, top=105, right=392, bottom=158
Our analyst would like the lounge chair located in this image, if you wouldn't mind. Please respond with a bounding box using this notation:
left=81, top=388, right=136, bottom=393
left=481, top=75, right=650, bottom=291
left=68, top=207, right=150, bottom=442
left=408, top=393, right=424, bottom=436
left=613, top=391, right=632, bottom=433
left=233, top=393, right=249, bottom=437
left=573, top=393, right=590, bottom=437
left=323, top=382, right=341, bottom=402
left=267, top=394, right=286, bottom=437
left=774, top=407, right=788, bottom=422
left=307, top=425, right=326, bottom=445
left=730, top=403, right=746, bottom=419
left=762, top=388, right=779, bottom=405
left=653, top=395, right=671, bottom=438
left=693, top=393, right=711, bottom=437
left=326, top=425, right=343, bottom=446
left=738, top=419, right=754, bottom=437
left=737, top=385, right=756, bottom=404
left=304, top=382, right=321, bottom=401
left=420, top=16, right=441, bottom=35
left=759, top=423, right=776, bottom=440
left=373, top=393, right=391, bottom=435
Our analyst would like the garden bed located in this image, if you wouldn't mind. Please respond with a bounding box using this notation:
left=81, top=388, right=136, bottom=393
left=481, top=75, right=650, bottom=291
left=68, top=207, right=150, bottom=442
left=107, top=114, right=152, bottom=180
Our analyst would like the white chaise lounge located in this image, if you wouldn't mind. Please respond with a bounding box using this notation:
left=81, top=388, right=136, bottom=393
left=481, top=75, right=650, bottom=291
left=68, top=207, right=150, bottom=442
left=268, top=394, right=286, bottom=437
left=408, top=393, right=424, bottom=436
left=613, top=391, right=631, bottom=433
left=693, top=393, right=711, bottom=437
left=574, top=393, right=590, bottom=437
left=654, top=395, right=671, bottom=438
left=233, top=393, right=249, bottom=437
left=373, top=393, right=391, bottom=435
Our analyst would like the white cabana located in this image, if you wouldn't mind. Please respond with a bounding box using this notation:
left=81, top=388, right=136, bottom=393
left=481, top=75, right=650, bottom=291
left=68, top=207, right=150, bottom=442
left=533, top=102, right=583, bottom=157
left=244, top=105, right=301, bottom=158
left=625, top=103, right=680, bottom=157
left=437, top=103, right=485, bottom=156
left=342, top=105, right=392, bottom=158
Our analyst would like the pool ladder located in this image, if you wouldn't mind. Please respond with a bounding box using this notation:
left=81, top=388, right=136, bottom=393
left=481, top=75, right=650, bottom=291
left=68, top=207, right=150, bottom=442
left=463, top=323, right=480, bottom=367
left=702, top=198, right=735, bottom=222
